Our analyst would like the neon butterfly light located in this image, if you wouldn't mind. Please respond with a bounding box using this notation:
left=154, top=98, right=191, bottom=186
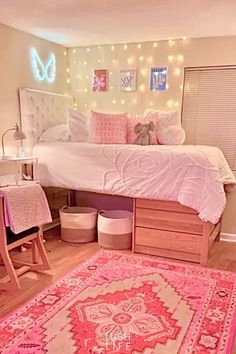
left=31, top=48, right=56, bottom=83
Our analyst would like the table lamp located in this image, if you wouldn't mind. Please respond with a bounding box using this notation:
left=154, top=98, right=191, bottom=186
left=1, top=123, right=26, bottom=159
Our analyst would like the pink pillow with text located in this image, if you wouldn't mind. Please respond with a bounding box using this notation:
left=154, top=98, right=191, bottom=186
left=91, top=111, right=128, bottom=144
left=127, top=115, right=159, bottom=144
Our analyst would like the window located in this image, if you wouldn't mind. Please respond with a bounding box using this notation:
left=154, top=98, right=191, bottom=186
left=182, top=65, right=236, bottom=170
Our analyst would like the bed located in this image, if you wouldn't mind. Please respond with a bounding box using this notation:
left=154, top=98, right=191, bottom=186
left=19, top=88, right=236, bottom=265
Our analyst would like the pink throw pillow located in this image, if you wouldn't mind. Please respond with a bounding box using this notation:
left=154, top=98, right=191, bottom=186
left=91, top=111, right=128, bottom=144
left=127, top=115, right=159, bottom=144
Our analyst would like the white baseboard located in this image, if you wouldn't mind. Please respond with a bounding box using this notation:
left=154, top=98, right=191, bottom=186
left=220, top=233, right=236, bottom=242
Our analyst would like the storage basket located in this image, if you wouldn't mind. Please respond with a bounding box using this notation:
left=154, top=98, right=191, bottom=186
left=98, top=210, right=133, bottom=249
left=60, top=206, right=98, bottom=243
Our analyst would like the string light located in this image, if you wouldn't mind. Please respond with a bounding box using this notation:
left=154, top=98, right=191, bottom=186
left=98, top=45, right=101, bottom=49
left=139, top=56, right=144, bottom=62
left=140, top=68, right=148, bottom=77
left=127, top=57, right=134, bottom=64
left=121, top=99, right=125, bottom=105
left=110, top=86, right=114, bottom=90
left=135, top=114, right=139, bottom=118
left=97, top=59, right=101, bottom=63
left=168, top=55, right=174, bottom=62
left=168, top=40, right=174, bottom=47
left=83, top=61, right=87, bottom=66
left=139, top=84, right=145, bottom=91
left=111, top=45, right=115, bottom=51
left=123, top=44, right=128, bottom=50
left=73, top=49, right=76, bottom=53
left=153, top=42, right=158, bottom=48
left=175, top=102, right=179, bottom=107
left=177, top=54, right=184, bottom=62
left=73, top=60, right=76, bottom=64
left=180, top=84, right=183, bottom=90
left=150, top=102, right=154, bottom=106
left=112, top=99, right=117, bottom=104
left=63, top=51, right=67, bottom=56
left=174, top=68, right=181, bottom=76
left=84, top=103, right=88, bottom=107
left=110, top=71, right=113, bottom=75
left=112, top=59, right=116, bottom=63
left=167, top=99, right=173, bottom=108
left=182, top=36, right=187, bottom=40
left=66, top=78, right=70, bottom=84
left=86, top=48, right=90, bottom=52
left=66, top=68, right=70, bottom=73
left=147, top=56, right=153, bottom=63
left=86, top=75, right=89, bottom=79
left=76, top=74, right=79, bottom=79
left=132, top=98, right=137, bottom=104
left=137, top=43, right=142, bottom=49
left=84, top=88, right=88, bottom=93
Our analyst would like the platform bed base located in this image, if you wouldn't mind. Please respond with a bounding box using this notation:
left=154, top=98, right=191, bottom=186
left=132, top=198, right=221, bottom=266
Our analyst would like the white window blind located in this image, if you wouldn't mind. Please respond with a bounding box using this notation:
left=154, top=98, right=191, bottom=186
left=182, top=66, right=236, bottom=170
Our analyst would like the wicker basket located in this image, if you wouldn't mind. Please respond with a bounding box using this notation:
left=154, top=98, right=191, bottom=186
left=60, top=206, right=98, bottom=243
left=98, top=210, right=133, bottom=250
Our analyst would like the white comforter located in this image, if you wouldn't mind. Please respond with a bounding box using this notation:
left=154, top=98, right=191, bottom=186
left=33, top=142, right=236, bottom=223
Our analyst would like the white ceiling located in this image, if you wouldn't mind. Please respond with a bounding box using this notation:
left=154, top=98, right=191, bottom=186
left=1, top=0, right=236, bottom=47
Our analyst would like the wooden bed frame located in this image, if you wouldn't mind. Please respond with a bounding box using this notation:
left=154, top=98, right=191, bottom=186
left=75, top=191, right=221, bottom=266
left=132, top=198, right=221, bottom=266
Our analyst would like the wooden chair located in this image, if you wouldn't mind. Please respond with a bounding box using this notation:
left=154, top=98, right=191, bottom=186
left=0, top=196, right=50, bottom=290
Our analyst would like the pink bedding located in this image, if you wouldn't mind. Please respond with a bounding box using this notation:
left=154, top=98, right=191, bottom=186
left=33, top=142, right=236, bottom=224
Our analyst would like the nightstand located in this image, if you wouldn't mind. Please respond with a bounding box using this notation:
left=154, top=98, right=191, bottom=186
left=0, top=156, right=39, bottom=185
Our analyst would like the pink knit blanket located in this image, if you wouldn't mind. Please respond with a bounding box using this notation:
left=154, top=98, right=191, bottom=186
left=0, top=184, right=52, bottom=234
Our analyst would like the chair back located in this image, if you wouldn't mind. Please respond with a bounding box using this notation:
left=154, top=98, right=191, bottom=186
left=0, top=196, right=7, bottom=247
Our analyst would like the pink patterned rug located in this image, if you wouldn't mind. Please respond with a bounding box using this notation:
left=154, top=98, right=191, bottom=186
left=1, top=251, right=236, bottom=354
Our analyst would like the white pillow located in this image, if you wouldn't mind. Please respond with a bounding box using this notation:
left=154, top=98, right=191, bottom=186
left=158, top=125, right=186, bottom=145
left=68, top=109, right=90, bottom=142
left=39, top=124, right=70, bottom=142
left=144, top=109, right=181, bottom=127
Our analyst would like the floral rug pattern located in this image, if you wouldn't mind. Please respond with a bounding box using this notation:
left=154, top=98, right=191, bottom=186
left=0, top=251, right=236, bottom=353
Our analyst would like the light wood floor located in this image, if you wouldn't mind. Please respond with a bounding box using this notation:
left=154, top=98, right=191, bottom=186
left=0, top=228, right=236, bottom=352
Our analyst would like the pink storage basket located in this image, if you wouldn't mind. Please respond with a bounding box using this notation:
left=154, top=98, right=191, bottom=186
left=60, top=206, right=98, bottom=243
left=98, top=210, right=133, bottom=250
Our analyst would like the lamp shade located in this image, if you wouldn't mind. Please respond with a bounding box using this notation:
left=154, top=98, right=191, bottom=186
left=13, top=125, right=26, bottom=140
left=1, top=123, right=26, bottom=158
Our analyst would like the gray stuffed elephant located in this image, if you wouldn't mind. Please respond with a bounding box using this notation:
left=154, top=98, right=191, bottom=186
left=134, top=121, right=154, bottom=145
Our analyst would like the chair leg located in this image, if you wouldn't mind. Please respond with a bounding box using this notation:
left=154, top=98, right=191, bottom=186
left=32, top=239, right=38, bottom=264
left=0, top=249, right=21, bottom=290
left=35, top=233, right=50, bottom=270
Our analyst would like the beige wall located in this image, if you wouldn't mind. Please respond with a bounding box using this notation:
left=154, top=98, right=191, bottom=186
left=67, top=36, right=236, bottom=115
left=0, top=23, right=68, bottom=170
left=68, top=36, right=236, bottom=235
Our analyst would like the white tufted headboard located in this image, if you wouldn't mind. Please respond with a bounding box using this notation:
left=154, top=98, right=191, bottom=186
left=19, top=88, right=73, bottom=153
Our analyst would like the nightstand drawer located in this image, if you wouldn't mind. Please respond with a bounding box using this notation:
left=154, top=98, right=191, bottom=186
left=135, top=207, right=203, bottom=234
left=135, top=227, right=201, bottom=254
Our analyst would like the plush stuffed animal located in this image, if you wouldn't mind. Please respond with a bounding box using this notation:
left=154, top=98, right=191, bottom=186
left=134, top=121, right=154, bottom=145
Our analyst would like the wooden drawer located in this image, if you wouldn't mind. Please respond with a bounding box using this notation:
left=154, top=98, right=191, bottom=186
left=135, top=208, right=203, bottom=234
left=135, top=227, right=201, bottom=254
left=136, top=199, right=197, bottom=214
